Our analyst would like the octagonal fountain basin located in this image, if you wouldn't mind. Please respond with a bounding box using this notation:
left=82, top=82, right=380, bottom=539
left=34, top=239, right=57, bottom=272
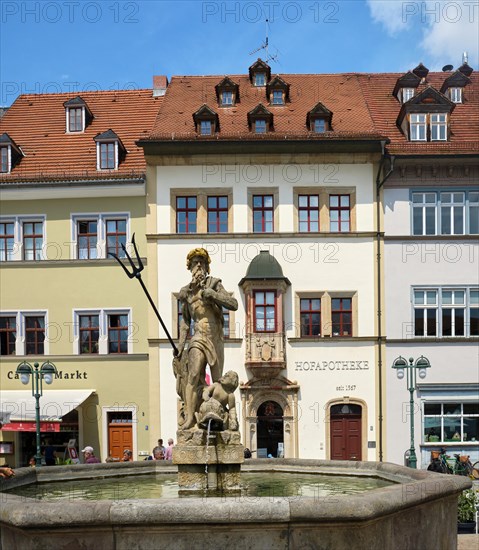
left=0, top=459, right=471, bottom=550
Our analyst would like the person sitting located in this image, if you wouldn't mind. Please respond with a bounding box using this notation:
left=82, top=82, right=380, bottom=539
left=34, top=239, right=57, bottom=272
left=121, top=449, right=133, bottom=462
left=146, top=446, right=165, bottom=460
left=81, top=446, right=101, bottom=464
left=0, top=466, right=14, bottom=479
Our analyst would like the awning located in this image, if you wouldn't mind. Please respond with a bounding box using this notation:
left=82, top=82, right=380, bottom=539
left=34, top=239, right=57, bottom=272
left=1, top=421, right=61, bottom=432
left=0, top=389, right=95, bottom=422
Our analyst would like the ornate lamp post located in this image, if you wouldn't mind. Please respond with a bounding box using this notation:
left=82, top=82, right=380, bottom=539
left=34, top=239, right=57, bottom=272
left=16, top=361, right=58, bottom=467
left=392, top=355, right=431, bottom=469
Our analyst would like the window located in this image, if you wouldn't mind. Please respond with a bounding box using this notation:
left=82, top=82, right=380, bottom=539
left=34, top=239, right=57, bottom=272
left=271, top=90, right=283, bottom=105
left=106, top=219, right=127, bottom=258
left=68, top=107, right=83, bottom=132
left=424, top=402, right=478, bottom=444
left=23, top=221, right=43, bottom=261
left=79, top=315, right=99, bottom=354
left=331, top=298, right=352, bottom=336
left=0, top=222, right=14, bottom=261
left=25, top=315, right=45, bottom=355
left=298, top=194, right=319, bottom=232
left=254, top=119, right=267, bottom=134
left=222, top=307, right=230, bottom=338
left=300, top=298, right=321, bottom=337
left=412, top=191, right=477, bottom=236
left=0, top=146, right=8, bottom=173
left=431, top=114, right=447, bottom=141
left=402, top=88, right=415, bottom=102
left=449, top=87, right=462, bottom=103
left=412, top=193, right=437, bottom=235
left=200, top=120, right=212, bottom=135
left=108, top=314, right=128, bottom=354
left=207, top=196, right=228, bottom=233
left=176, top=196, right=197, bottom=233
left=441, top=192, right=464, bottom=235
left=313, top=119, right=326, bottom=133
left=255, top=73, right=266, bottom=86
left=253, top=194, right=274, bottom=233
left=254, top=291, right=276, bottom=332
left=77, top=220, right=98, bottom=259
left=468, top=192, right=479, bottom=234
left=100, top=142, right=115, bottom=169
left=442, top=289, right=465, bottom=337
left=414, top=287, right=478, bottom=337
left=0, top=317, right=16, bottom=355
left=410, top=114, right=427, bottom=141
left=221, top=91, right=233, bottom=106
left=329, top=195, right=350, bottom=232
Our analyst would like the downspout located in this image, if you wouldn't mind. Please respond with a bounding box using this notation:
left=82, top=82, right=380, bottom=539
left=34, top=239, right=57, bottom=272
left=375, top=142, right=395, bottom=462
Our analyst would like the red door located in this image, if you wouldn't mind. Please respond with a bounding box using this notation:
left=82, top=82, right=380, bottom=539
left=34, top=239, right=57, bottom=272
left=109, top=424, right=133, bottom=459
left=330, top=404, right=362, bottom=461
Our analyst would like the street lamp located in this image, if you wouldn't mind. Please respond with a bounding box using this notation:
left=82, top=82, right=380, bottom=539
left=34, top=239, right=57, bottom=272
left=16, top=361, right=58, bottom=467
left=392, top=355, right=431, bottom=469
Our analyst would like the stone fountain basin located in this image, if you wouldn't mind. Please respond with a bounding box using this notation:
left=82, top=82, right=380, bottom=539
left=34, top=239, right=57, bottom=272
left=0, top=459, right=471, bottom=550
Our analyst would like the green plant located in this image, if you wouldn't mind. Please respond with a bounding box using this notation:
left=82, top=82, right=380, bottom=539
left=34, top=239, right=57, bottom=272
left=457, top=489, right=479, bottom=523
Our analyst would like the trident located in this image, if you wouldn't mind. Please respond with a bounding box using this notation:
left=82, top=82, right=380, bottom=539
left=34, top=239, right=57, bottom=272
left=109, top=234, right=178, bottom=356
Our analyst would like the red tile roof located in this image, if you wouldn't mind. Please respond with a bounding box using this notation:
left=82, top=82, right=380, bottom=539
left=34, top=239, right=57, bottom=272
left=147, top=70, right=479, bottom=155
left=0, top=90, right=162, bottom=183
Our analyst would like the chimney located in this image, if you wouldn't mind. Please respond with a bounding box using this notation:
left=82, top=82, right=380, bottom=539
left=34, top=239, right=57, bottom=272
left=153, top=75, right=168, bottom=97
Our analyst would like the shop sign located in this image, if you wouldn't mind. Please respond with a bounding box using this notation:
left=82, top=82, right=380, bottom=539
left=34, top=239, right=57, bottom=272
left=294, top=360, right=369, bottom=371
left=1, top=421, right=60, bottom=432
left=6, top=370, right=88, bottom=380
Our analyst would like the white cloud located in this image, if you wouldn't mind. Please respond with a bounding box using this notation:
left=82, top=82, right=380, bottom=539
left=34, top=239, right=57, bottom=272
left=366, top=0, right=411, bottom=35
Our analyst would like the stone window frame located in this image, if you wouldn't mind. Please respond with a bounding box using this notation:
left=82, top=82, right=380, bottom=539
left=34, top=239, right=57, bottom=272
left=293, top=187, right=356, bottom=233
left=294, top=291, right=358, bottom=338
left=170, top=188, right=234, bottom=234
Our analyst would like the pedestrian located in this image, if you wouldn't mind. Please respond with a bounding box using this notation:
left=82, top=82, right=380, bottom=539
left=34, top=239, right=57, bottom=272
left=164, top=438, right=174, bottom=461
left=81, top=446, right=101, bottom=464
left=157, top=439, right=166, bottom=455
left=121, top=449, right=133, bottom=462
left=44, top=438, right=56, bottom=466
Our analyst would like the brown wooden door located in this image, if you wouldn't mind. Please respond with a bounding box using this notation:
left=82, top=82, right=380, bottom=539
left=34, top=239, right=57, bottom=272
left=330, top=409, right=362, bottom=461
left=108, top=424, right=133, bottom=459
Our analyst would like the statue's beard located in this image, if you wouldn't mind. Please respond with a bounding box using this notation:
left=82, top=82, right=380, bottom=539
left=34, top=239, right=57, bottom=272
left=191, top=264, right=206, bottom=287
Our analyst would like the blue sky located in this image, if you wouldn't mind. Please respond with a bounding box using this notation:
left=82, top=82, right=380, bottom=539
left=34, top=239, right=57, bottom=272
left=1, top=1, right=478, bottom=105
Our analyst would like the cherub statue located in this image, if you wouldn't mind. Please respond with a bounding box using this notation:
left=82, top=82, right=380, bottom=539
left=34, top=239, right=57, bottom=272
left=195, top=371, right=239, bottom=432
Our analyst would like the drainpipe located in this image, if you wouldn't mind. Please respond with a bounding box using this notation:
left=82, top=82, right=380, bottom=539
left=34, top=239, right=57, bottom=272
left=375, top=142, right=395, bottom=462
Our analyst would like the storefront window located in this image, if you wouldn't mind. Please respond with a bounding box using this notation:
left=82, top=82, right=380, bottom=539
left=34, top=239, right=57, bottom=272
left=423, top=402, right=479, bottom=443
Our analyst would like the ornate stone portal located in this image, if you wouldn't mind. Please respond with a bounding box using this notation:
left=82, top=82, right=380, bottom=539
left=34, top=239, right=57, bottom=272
left=172, top=248, right=243, bottom=491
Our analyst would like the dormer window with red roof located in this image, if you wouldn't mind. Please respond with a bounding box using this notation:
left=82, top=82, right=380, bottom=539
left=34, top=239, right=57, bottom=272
left=393, top=71, right=421, bottom=103
left=0, top=133, right=23, bottom=174
left=249, top=59, right=271, bottom=87
left=248, top=104, right=273, bottom=134
left=94, top=129, right=125, bottom=170
left=64, top=96, right=93, bottom=133
left=307, top=102, right=332, bottom=133
left=397, top=87, right=454, bottom=142
left=267, top=76, right=290, bottom=106
left=193, top=105, right=219, bottom=136
left=215, top=77, right=239, bottom=107
left=440, top=70, right=471, bottom=104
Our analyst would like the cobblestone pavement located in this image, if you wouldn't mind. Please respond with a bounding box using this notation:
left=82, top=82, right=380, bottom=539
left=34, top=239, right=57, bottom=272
left=457, top=534, right=479, bottom=549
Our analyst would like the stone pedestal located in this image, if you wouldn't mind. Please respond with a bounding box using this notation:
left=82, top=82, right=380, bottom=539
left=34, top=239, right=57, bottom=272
left=173, top=428, right=244, bottom=492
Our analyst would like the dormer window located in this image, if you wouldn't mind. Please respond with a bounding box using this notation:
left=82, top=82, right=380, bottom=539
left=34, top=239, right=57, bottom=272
left=397, top=86, right=454, bottom=142
left=449, top=87, right=462, bottom=103
left=402, top=88, right=415, bottom=102
left=193, top=105, right=219, bottom=135
left=0, top=133, right=23, bottom=174
left=63, top=96, right=93, bottom=133
left=248, top=104, right=273, bottom=134
left=393, top=71, right=420, bottom=103
left=94, top=129, right=125, bottom=171
left=267, top=76, right=290, bottom=106
left=249, top=59, right=271, bottom=87
left=255, top=73, right=266, bottom=87
left=215, top=77, right=239, bottom=107
left=271, top=90, right=283, bottom=105
left=307, top=102, right=333, bottom=133
left=255, top=120, right=267, bottom=134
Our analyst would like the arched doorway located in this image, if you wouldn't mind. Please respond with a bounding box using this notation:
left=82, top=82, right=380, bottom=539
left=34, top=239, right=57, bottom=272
left=330, top=403, right=362, bottom=461
left=257, top=400, right=284, bottom=458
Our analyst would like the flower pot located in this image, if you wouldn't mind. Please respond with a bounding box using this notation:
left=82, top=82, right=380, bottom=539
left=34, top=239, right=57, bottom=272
left=457, top=522, right=476, bottom=534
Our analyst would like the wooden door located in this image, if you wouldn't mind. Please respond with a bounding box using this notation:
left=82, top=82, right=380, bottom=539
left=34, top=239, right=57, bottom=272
left=330, top=404, right=362, bottom=461
left=108, top=424, right=133, bottom=459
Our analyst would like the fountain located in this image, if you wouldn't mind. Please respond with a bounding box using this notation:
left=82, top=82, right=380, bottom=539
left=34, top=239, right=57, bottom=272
left=0, top=245, right=471, bottom=548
